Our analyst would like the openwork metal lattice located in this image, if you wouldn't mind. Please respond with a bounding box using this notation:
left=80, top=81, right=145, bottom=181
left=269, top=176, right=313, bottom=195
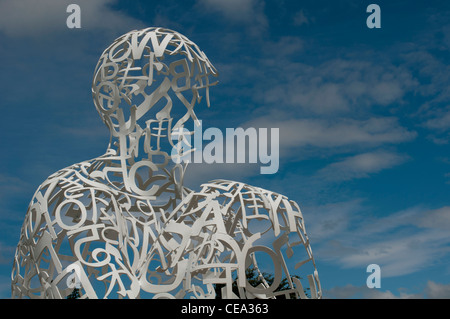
left=11, top=27, right=321, bottom=299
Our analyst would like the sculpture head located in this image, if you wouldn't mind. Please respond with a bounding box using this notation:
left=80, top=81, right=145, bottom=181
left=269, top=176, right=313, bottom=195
left=92, top=27, right=218, bottom=161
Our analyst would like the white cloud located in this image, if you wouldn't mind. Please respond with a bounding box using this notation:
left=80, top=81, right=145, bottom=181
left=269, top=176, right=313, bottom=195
left=265, top=36, right=304, bottom=57
left=403, top=49, right=450, bottom=144
left=316, top=151, right=409, bottom=181
left=183, top=162, right=260, bottom=190
left=0, top=0, right=143, bottom=37
left=293, top=10, right=312, bottom=26
left=414, top=206, right=450, bottom=230
left=310, top=202, right=450, bottom=278
left=244, top=116, right=416, bottom=154
left=325, top=284, right=422, bottom=299
left=303, top=199, right=364, bottom=242
left=425, top=281, right=450, bottom=299
left=423, top=107, right=450, bottom=132
left=324, top=284, right=364, bottom=299
left=338, top=231, right=448, bottom=277
left=0, top=173, right=32, bottom=201
left=420, top=106, right=450, bottom=144
left=198, top=0, right=255, bottom=21
left=197, top=0, right=268, bottom=35
left=256, top=58, right=417, bottom=114
left=319, top=233, right=448, bottom=278
left=0, top=241, right=15, bottom=265
left=325, top=280, right=450, bottom=299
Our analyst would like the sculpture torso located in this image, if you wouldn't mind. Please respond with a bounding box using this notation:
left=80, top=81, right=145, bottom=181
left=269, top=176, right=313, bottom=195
left=11, top=27, right=321, bottom=299
left=10, top=156, right=185, bottom=298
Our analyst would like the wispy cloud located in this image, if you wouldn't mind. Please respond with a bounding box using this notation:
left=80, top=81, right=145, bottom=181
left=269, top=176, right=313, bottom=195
left=244, top=116, right=416, bottom=158
left=183, top=162, right=260, bottom=190
left=303, top=199, right=364, bottom=243
left=0, top=174, right=32, bottom=201
left=0, top=0, right=143, bottom=37
left=293, top=10, right=313, bottom=26
left=253, top=58, right=417, bottom=115
left=324, top=284, right=422, bottom=299
left=422, top=105, right=450, bottom=144
left=324, top=283, right=421, bottom=299
left=196, top=0, right=268, bottom=36
left=336, top=230, right=449, bottom=277
left=425, top=280, right=450, bottom=298
left=325, top=280, right=450, bottom=299
left=0, top=242, right=15, bottom=265
left=309, top=203, right=450, bottom=278
left=316, top=151, right=409, bottom=182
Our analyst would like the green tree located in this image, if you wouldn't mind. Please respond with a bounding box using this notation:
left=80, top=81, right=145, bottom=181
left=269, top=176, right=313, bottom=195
left=67, top=288, right=81, bottom=299
left=215, top=267, right=309, bottom=299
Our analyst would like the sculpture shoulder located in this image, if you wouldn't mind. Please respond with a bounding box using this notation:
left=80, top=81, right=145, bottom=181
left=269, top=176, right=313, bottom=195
left=173, top=180, right=307, bottom=240
left=30, top=159, right=120, bottom=205
left=187, top=179, right=305, bottom=229
left=21, top=159, right=136, bottom=243
left=197, top=179, right=301, bottom=209
left=23, top=159, right=122, bottom=232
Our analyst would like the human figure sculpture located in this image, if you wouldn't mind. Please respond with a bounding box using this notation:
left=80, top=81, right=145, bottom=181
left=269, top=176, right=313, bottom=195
left=11, top=27, right=321, bottom=299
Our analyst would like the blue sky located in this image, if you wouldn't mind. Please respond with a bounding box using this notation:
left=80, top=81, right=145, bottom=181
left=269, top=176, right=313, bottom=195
left=1, top=0, right=450, bottom=298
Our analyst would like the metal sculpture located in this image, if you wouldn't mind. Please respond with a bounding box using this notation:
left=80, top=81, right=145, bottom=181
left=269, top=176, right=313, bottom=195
left=11, top=27, right=321, bottom=299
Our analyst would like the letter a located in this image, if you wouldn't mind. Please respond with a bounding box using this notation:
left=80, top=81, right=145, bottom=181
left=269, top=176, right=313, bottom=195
left=366, top=4, right=381, bottom=29
left=67, top=4, right=81, bottom=29
left=366, top=264, right=381, bottom=288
